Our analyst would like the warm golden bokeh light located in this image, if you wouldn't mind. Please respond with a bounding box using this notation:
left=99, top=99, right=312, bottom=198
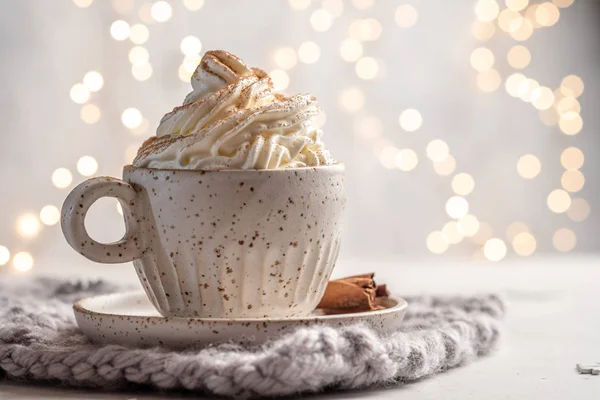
left=80, top=104, right=101, bottom=124
left=477, top=69, right=501, bottom=92
left=535, top=2, right=560, bottom=27
left=17, top=214, right=41, bottom=238
left=512, top=231, right=536, bottom=256
left=130, top=24, right=150, bottom=44
left=539, top=107, right=559, bottom=126
left=339, top=87, right=365, bottom=112
left=559, top=113, right=583, bottom=135
left=322, top=0, right=344, bottom=17
left=183, top=0, right=204, bottom=11
left=452, top=173, right=475, bottom=196
left=505, top=73, right=526, bottom=97
left=458, top=214, right=480, bottom=237
left=506, top=221, right=529, bottom=241
left=470, top=47, right=495, bottom=71
left=77, top=156, right=98, bottom=177
left=561, top=170, right=585, bottom=193
left=13, top=252, right=34, bottom=272
left=510, top=19, right=533, bottom=41
left=552, top=228, right=576, bottom=252
left=518, top=78, right=539, bottom=103
left=83, top=71, right=104, bottom=92
left=567, top=198, right=590, bottom=222
left=532, top=87, right=554, bottom=110
left=0, top=245, right=10, bottom=266
left=560, top=147, right=584, bottom=170
left=433, top=155, right=456, bottom=176
left=128, top=46, right=150, bottom=66
left=274, top=47, right=298, bottom=70
left=427, top=231, right=449, bottom=254
left=507, top=45, right=531, bottom=69
left=70, top=83, right=90, bottom=104
left=288, top=0, right=311, bottom=10
left=446, top=196, right=469, bottom=219
left=498, top=9, right=523, bottom=32
left=121, top=108, right=143, bottom=129
left=505, top=0, right=529, bottom=11
left=483, top=238, right=507, bottom=261
left=556, top=96, right=581, bottom=117
left=355, top=57, right=379, bottom=80
left=380, top=146, right=400, bottom=169
left=471, top=221, right=492, bottom=245
left=269, top=69, right=290, bottom=91
left=73, top=0, right=93, bottom=7
left=547, top=189, right=571, bottom=213
left=471, top=21, right=496, bottom=41
left=560, top=75, right=584, bottom=98
left=395, top=5, right=418, bottom=28
left=475, top=0, right=500, bottom=22
left=180, top=36, right=202, bottom=56
left=442, top=221, right=464, bottom=244
left=552, top=0, right=575, bottom=8
left=517, top=154, right=541, bottom=179
left=396, top=149, right=419, bottom=171
left=40, top=205, right=60, bottom=226
left=339, top=39, right=363, bottom=62
left=354, top=116, right=382, bottom=139
left=310, top=9, right=332, bottom=32
left=399, top=109, right=423, bottom=132
left=298, top=41, right=321, bottom=64
left=151, top=1, right=172, bottom=22
left=110, top=20, right=130, bottom=41
left=348, top=19, right=382, bottom=41
left=352, top=0, right=374, bottom=10
left=52, top=168, right=73, bottom=189
left=426, top=140, right=449, bottom=162
left=132, top=63, right=153, bottom=81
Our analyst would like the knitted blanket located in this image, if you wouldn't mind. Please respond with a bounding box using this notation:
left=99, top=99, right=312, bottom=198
left=0, top=278, right=504, bottom=398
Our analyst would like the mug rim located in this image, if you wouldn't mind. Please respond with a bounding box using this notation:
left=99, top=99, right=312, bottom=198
left=123, top=163, right=345, bottom=174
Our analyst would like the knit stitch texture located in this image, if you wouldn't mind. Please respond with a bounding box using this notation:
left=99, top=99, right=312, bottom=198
left=0, top=278, right=505, bottom=398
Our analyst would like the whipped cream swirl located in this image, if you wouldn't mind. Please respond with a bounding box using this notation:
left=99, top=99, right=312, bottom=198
left=133, top=50, right=334, bottom=170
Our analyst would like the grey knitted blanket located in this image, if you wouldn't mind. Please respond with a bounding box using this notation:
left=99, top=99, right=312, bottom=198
left=0, top=278, right=505, bottom=398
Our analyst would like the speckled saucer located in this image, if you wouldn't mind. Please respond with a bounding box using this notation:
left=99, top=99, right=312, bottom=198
left=74, top=292, right=407, bottom=348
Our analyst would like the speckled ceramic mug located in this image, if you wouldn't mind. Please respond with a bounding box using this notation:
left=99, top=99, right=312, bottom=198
left=61, top=165, right=345, bottom=318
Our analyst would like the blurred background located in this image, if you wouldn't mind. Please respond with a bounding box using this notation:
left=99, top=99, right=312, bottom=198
left=0, top=0, right=598, bottom=275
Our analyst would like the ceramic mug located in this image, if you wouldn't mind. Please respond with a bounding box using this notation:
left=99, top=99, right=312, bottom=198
left=61, top=165, right=345, bottom=318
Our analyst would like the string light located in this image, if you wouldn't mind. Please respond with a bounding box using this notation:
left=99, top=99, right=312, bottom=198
left=505, top=0, right=529, bottom=12
left=180, top=36, right=202, bottom=56
left=183, top=0, right=205, bottom=11
left=73, top=0, right=93, bottom=7
left=531, top=87, right=554, bottom=110
left=558, top=113, right=583, bottom=135
left=83, top=71, right=103, bottom=92
left=535, top=2, right=560, bottom=27
left=340, top=39, right=363, bottom=62
left=128, top=46, right=150, bottom=66
left=560, top=147, right=584, bottom=170
left=552, top=228, right=576, bottom=252
left=398, top=109, right=422, bottom=132
left=77, top=156, right=98, bottom=177
left=17, top=214, right=41, bottom=238
left=567, top=198, right=590, bottom=222
left=0, top=246, right=10, bottom=266
left=427, top=231, right=449, bottom=254
left=269, top=69, right=290, bottom=91
left=442, top=221, right=464, bottom=244
left=80, top=104, right=101, bottom=124
left=395, top=5, right=418, bottom=28
left=110, top=20, right=130, bottom=41
left=132, top=63, right=153, bottom=81
left=40, top=205, right=60, bottom=226
left=505, top=73, right=526, bottom=97
left=561, top=170, right=584, bottom=193
left=474, top=0, right=500, bottom=22
left=458, top=214, right=480, bottom=236
left=129, top=24, right=149, bottom=45
left=483, top=238, right=507, bottom=261
left=477, top=69, right=501, bottom=92
left=339, top=87, right=365, bottom=112
left=510, top=19, right=533, bottom=41
left=298, top=41, right=320, bottom=63
left=516, top=154, right=541, bottom=179
left=471, top=21, right=496, bottom=41
left=310, top=9, right=332, bottom=32
left=547, top=189, right=571, bottom=213
left=70, top=83, right=90, bottom=104
left=13, top=252, right=34, bottom=272
left=552, top=0, right=575, bottom=8
left=557, top=97, right=581, bottom=116
left=446, top=196, right=469, bottom=219
left=121, top=108, right=143, bottom=129
left=355, top=57, right=379, bottom=80
left=507, top=45, right=530, bottom=69
left=560, top=75, right=584, bottom=97
left=288, top=0, right=311, bottom=10
left=512, top=231, right=536, bottom=256
left=426, top=140, right=449, bottom=162
left=274, top=47, right=298, bottom=70
left=470, top=47, right=495, bottom=71
left=498, top=9, right=523, bottom=33
left=395, top=149, right=418, bottom=171
left=151, top=1, right=172, bottom=22
left=452, top=173, right=475, bottom=195
left=518, top=78, right=539, bottom=102
left=433, top=155, right=456, bottom=176
left=52, top=168, right=73, bottom=189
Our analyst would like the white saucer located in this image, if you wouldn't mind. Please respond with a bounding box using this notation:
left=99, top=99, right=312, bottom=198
left=74, top=291, right=407, bottom=348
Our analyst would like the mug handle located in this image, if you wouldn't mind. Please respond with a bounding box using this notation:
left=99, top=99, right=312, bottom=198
left=61, top=177, right=145, bottom=263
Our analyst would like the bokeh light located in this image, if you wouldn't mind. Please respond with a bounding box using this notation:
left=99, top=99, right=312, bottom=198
left=498, top=9, right=523, bottom=32
left=535, top=2, right=560, bottom=27
left=83, top=71, right=104, bottom=92
left=561, top=170, right=585, bottom=193
left=446, top=196, right=469, bottom=219
left=470, top=47, right=495, bottom=71
left=559, top=113, right=583, bottom=135
left=110, top=20, right=130, bottom=41
left=183, top=0, right=204, bottom=11
left=512, top=231, right=536, bottom=256
left=547, top=189, right=571, bottom=213
left=477, top=69, right=501, bottom=92
left=322, top=0, right=344, bottom=17
left=80, top=104, right=101, bottom=124
left=40, top=205, right=60, bottom=226
left=426, top=140, right=449, bottom=162
left=510, top=19, right=533, bottom=41
left=352, top=0, right=374, bottom=10
left=561, top=147, right=584, bottom=170
left=507, top=45, right=530, bottom=69
left=516, top=154, right=541, bottom=179
left=269, top=69, right=290, bottom=91
left=0, top=246, right=10, bottom=266
left=442, top=221, right=464, bottom=244
left=180, top=36, right=202, bottom=56
left=77, top=156, right=98, bottom=177
left=505, top=73, right=526, bottom=97
left=354, top=115, right=382, bottom=139
left=121, top=108, right=143, bottom=129
left=274, top=47, right=298, bottom=70
left=339, top=87, right=365, bottom=112
left=552, top=0, right=575, bottom=7
left=567, top=198, right=590, bottom=222
left=17, top=214, right=41, bottom=238
left=483, top=238, right=507, bottom=262
left=395, top=5, right=418, bottom=28
left=560, top=75, right=584, bottom=98
left=395, top=149, right=419, bottom=171
left=340, top=39, right=363, bottom=62
left=130, top=24, right=149, bottom=44
left=553, top=228, right=576, bottom=252
left=310, top=9, right=332, bottom=32
left=506, top=0, right=529, bottom=12
left=355, top=57, right=379, bottom=80
left=132, top=63, right=153, bottom=81
left=151, top=1, right=172, bottom=22
left=471, top=21, right=496, bottom=41
left=73, top=0, right=93, bottom=7
left=475, top=0, right=500, bottom=22
left=557, top=96, right=581, bottom=116
left=348, top=18, right=382, bottom=41
left=298, top=41, right=321, bottom=64
left=433, top=155, right=456, bottom=176
left=13, top=252, right=34, bottom=272
left=70, top=83, right=90, bottom=104
left=471, top=221, right=493, bottom=245
left=532, top=87, right=554, bottom=110
left=458, top=214, right=480, bottom=237
left=52, top=168, right=73, bottom=189
left=289, top=0, right=311, bottom=10
left=399, top=109, right=422, bottom=132
left=506, top=221, right=529, bottom=241
left=452, top=173, right=475, bottom=196
left=128, top=46, right=150, bottom=66
left=518, top=78, right=539, bottom=102
left=427, top=231, right=449, bottom=254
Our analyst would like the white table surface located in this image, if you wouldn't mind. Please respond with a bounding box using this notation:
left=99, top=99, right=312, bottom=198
left=1, top=256, right=599, bottom=399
